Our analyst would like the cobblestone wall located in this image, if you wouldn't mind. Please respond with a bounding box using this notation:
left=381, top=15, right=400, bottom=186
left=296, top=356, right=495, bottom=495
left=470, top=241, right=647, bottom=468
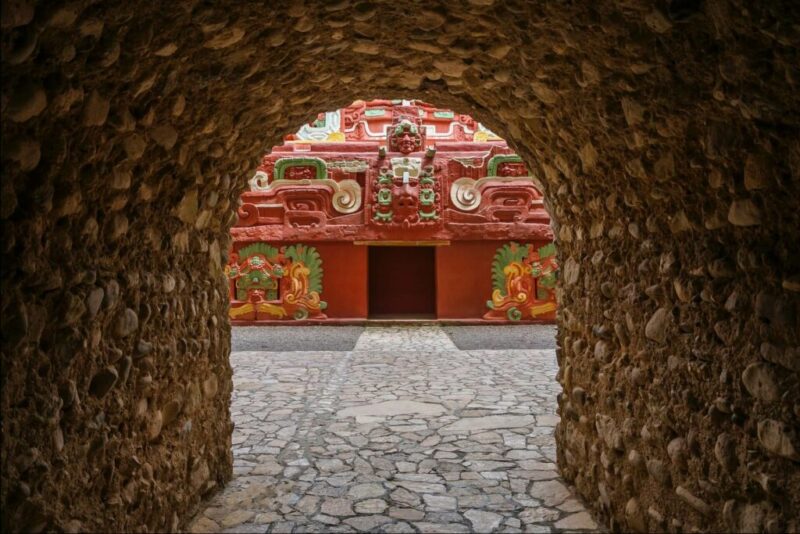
left=2, top=1, right=798, bottom=531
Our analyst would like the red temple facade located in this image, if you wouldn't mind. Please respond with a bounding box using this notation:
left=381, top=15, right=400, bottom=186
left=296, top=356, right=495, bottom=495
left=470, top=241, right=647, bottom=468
left=227, top=100, right=557, bottom=323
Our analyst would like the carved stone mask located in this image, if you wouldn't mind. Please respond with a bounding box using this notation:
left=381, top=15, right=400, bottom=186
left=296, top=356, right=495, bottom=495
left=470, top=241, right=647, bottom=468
left=389, top=120, right=422, bottom=155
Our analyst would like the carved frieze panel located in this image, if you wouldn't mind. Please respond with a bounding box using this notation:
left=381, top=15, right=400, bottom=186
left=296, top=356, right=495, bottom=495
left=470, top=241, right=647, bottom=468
left=371, top=157, right=441, bottom=228
left=227, top=243, right=327, bottom=320
left=484, top=242, right=558, bottom=321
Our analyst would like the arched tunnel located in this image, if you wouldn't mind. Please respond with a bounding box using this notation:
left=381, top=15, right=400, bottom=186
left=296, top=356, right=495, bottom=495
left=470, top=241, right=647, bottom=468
left=1, top=1, right=799, bottom=532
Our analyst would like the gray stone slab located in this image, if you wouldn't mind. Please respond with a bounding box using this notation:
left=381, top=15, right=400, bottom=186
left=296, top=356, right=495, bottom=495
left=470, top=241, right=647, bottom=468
left=231, top=325, right=364, bottom=351
left=337, top=400, right=446, bottom=418
left=441, top=325, right=557, bottom=350
left=439, top=415, right=535, bottom=434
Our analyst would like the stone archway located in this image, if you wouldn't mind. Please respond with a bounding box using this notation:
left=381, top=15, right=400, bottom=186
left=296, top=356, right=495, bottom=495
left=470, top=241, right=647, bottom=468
left=2, top=2, right=798, bottom=532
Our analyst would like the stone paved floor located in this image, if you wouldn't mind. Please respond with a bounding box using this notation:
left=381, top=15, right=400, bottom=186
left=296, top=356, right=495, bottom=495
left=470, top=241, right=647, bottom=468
left=189, top=326, right=600, bottom=533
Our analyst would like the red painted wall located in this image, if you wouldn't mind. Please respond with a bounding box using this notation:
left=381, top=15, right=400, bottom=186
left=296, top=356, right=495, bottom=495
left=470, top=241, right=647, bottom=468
left=230, top=240, right=554, bottom=322
left=436, top=241, right=498, bottom=319
left=436, top=241, right=553, bottom=319
left=307, top=242, right=368, bottom=319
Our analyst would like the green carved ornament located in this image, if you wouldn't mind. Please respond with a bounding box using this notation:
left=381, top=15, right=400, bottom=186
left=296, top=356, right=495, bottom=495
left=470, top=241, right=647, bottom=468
left=506, top=307, right=523, bottom=321
left=377, top=189, right=392, bottom=205
left=419, top=189, right=435, bottom=205
left=419, top=209, right=438, bottom=220
left=273, top=157, right=328, bottom=180
left=487, top=154, right=524, bottom=177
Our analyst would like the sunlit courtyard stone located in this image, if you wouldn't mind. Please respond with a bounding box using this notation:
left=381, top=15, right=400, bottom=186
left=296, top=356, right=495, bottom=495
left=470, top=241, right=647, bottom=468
left=188, top=326, right=599, bottom=532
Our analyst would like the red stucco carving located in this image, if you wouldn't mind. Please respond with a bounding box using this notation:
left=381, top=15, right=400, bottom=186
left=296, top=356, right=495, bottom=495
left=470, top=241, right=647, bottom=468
left=234, top=102, right=552, bottom=243
left=230, top=100, right=555, bottom=322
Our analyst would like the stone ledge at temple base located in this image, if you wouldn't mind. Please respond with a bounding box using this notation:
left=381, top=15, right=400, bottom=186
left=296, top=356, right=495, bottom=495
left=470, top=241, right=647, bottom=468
left=229, top=317, right=556, bottom=326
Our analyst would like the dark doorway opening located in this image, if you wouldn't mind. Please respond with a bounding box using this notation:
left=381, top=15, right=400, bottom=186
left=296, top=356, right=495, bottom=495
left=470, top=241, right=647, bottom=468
left=368, top=246, right=436, bottom=319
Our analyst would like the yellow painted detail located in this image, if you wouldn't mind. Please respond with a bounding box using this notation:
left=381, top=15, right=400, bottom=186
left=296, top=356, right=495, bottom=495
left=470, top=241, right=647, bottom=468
left=256, top=303, right=287, bottom=318
left=229, top=303, right=254, bottom=318
left=474, top=131, right=502, bottom=142
left=326, top=132, right=346, bottom=142
left=530, top=302, right=557, bottom=317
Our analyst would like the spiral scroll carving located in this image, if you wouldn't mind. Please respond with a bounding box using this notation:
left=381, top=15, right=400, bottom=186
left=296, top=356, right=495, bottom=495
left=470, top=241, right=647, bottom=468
left=248, top=171, right=270, bottom=191
left=237, top=203, right=259, bottom=226
left=450, top=177, right=481, bottom=211
left=331, top=179, right=362, bottom=214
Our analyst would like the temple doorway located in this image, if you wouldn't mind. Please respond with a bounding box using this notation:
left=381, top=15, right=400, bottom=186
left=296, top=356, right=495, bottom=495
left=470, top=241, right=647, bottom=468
left=368, top=246, right=436, bottom=319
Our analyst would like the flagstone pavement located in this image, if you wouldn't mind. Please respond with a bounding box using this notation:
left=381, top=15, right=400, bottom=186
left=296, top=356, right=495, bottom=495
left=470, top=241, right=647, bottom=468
left=188, top=326, right=601, bottom=533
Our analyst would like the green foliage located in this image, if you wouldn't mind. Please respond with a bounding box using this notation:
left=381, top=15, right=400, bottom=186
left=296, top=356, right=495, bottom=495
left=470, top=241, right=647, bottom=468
left=491, top=242, right=530, bottom=296
left=238, top=243, right=279, bottom=262
left=537, top=243, right=558, bottom=292
left=538, top=243, right=556, bottom=259
left=284, top=244, right=324, bottom=294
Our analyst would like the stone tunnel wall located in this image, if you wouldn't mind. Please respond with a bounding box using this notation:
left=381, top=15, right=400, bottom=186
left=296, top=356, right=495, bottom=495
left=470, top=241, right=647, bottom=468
left=1, top=1, right=798, bottom=532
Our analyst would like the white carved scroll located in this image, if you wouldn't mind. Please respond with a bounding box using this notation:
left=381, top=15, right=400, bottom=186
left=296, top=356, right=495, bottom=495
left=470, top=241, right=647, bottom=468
left=255, top=178, right=362, bottom=215
left=450, top=177, right=481, bottom=211
left=331, top=179, right=362, bottom=214
left=248, top=171, right=270, bottom=191
left=450, top=176, right=539, bottom=212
